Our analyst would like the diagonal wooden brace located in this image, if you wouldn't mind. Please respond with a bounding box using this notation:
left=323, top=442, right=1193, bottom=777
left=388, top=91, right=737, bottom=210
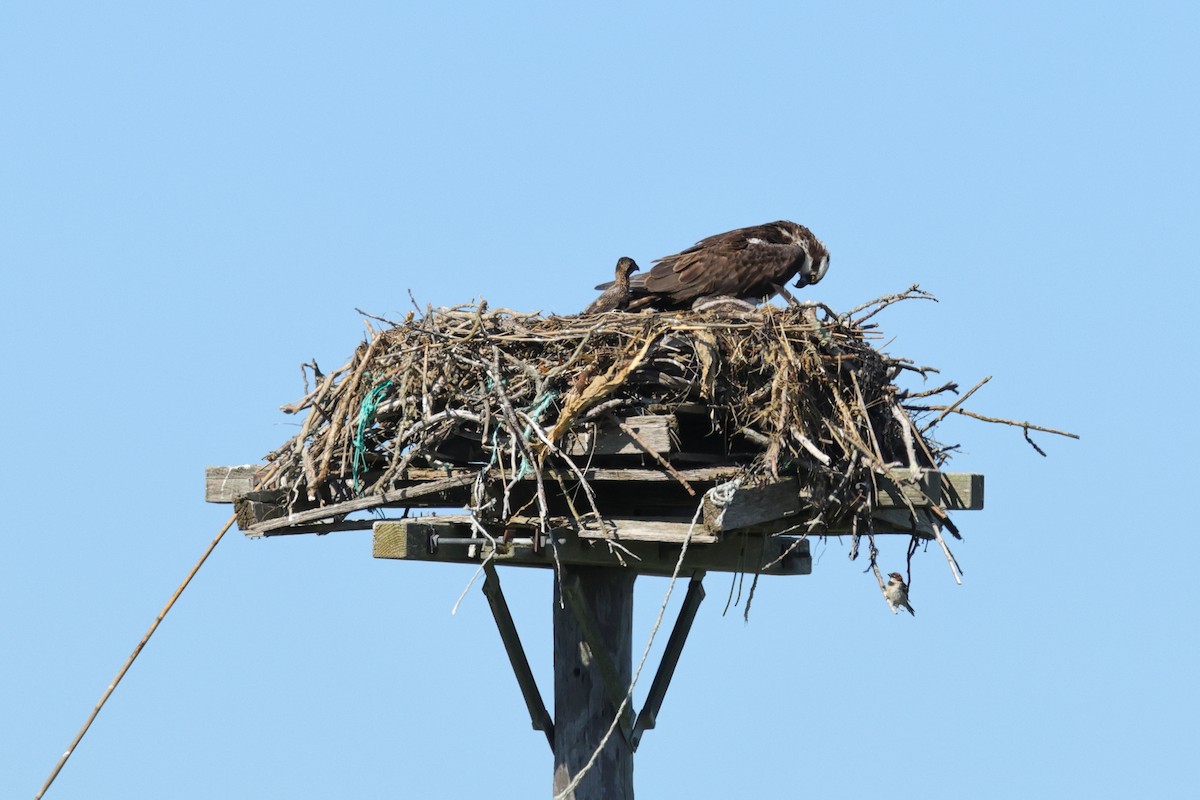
left=562, top=573, right=636, bottom=747
left=481, top=562, right=555, bottom=751
left=631, top=572, right=706, bottom=751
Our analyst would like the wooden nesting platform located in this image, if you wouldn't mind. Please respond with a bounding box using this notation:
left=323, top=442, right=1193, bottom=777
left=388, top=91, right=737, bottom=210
left=207, top=413, right=982, bottom=578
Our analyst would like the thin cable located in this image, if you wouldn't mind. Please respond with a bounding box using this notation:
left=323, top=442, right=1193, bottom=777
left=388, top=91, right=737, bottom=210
left=35, top=513, right=237, bottom=799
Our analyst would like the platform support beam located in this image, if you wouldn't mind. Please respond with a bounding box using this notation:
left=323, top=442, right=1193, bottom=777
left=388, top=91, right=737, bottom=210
left=481, top=563, right=555, bottom=750
left=630, top=572, right=705, bottom=750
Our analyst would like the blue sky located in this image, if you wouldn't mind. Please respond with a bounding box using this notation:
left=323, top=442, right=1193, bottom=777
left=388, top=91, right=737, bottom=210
left=3, top=2, right=1196, bottom=798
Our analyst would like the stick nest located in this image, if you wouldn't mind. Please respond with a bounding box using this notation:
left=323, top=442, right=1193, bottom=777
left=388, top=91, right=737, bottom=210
left=257, top=288, right=991, bottom=531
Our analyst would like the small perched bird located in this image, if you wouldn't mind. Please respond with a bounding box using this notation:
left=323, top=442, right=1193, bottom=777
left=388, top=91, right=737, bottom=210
left=593, top=220, right=830, bottom=311
left=583, top=256, right=640, bottom=314
left=884, top=572, right=916, bottom=616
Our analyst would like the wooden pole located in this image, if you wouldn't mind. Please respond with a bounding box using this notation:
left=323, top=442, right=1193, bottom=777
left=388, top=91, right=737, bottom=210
left=552, top=567, right=635, bottom=799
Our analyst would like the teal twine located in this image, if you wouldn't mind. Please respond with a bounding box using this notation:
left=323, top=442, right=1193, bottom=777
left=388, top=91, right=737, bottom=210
left=352, top=379, right=393, bottom=494
left=513, top=389, right=560, bottom=480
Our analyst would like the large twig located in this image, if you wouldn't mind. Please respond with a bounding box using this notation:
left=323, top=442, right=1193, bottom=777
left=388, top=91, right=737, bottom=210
left=919, top=375, right=992, bottom=432
left=847, top=284, right=938, bottom=324
left=912, top=404, right=1079, bottom=440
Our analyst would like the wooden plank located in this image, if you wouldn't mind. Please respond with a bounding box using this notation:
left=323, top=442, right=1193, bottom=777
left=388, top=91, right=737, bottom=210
left=206, top=464, right=743, bottom=497
left=704, top=480, right=804, bottom=533
left=205, top=465, right=261, bottom=503
left=372, top=519, right=812, bottom=577
left=392, top=513, right=718, bottom=545
left=875, top=470, right=984, bottom=510
left=244, top=475, right=474, bottom=535
left=564, top=414, right=676, bottom=456
left=204, top=464, right=744, bottom=507
left=871, top=509, right=937, bottom=538
left=575, top=517, right=718, bottom=545
left=208, top=464, right=979, bottom=506
left=234, top=490, right=288, bottom=530
left=374, top=518, right=431, bottom=559
left=704, top=472, right=984, bottom=534
left=940, top=471, right=984, bottom=510
left=240, top=518, right=375, bottom=537
left=390, top=510, right=922, bottom=542
left=207, top=464, right=981, bottom=538
left=558, top=466, right=740, bottom=483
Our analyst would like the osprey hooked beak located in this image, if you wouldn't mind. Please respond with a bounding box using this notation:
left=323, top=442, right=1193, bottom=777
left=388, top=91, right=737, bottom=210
left=794, top=252, right=830, bottom=288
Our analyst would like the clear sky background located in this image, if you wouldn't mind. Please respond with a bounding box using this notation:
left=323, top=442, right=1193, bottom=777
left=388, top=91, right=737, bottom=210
left=3, top=2, right=1196, bottom=798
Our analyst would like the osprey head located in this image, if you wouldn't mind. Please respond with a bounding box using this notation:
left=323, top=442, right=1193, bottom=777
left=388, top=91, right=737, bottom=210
left=887, top=572, right=904, bottom=582
left=615, top=256, right=640, bottom=278
left=794, top=237, right=831, bottom=288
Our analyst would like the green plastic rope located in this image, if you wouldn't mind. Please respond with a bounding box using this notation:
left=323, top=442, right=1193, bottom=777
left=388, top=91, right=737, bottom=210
left=352, top=378, right=393, bottom=494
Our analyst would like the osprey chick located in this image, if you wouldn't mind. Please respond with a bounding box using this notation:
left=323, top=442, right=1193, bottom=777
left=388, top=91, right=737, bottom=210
left=594, top=220, right=830, bottom=311
left=582, top=256, right=640, bottom=314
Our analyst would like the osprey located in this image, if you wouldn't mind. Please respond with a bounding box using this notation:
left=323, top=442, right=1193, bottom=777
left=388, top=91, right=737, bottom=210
left=582, top=257, right=640, bottom=314
left=589, top=220, right=830, bottom=312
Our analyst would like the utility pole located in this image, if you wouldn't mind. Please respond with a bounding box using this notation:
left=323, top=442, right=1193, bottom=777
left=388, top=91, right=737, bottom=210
left=553, top=567, right=635, bottom=799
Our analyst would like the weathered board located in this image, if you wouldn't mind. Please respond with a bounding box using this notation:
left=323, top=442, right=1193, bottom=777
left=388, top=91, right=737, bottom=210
left=204, top=464, right=742, bottom=506
left=564, top=414, right=677, bottom=457
left=704, top=472, right=983, bottom=533
left=372, top=518, right=811, bottom=577
left=207, top=463, right=981, bottom=541
left=205, top=465, right=262, bottom=503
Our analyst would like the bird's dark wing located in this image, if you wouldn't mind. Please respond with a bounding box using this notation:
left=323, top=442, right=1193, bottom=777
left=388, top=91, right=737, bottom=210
left=643, top=226, right=808, bottom=304
left=593, top=222, right=821, bottom=311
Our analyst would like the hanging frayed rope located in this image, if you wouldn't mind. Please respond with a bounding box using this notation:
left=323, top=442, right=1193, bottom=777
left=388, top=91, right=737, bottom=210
left=36, top=514, right=237, bottom=799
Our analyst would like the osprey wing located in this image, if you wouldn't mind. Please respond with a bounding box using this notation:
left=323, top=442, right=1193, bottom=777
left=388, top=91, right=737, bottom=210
left=644, top=224, right=808, bottom=304
left=591, top=221, right=827, bottom=311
